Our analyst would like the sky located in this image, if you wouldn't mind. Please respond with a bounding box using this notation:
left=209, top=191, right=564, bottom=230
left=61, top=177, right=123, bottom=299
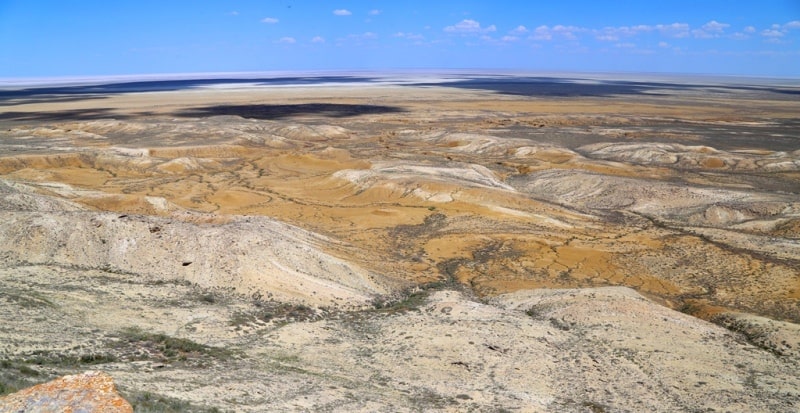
left=1, top=0, right=799, bottom=78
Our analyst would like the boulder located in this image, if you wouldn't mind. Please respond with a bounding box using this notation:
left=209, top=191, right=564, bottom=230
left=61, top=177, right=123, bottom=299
left=0, top=371, right=132, bottom=413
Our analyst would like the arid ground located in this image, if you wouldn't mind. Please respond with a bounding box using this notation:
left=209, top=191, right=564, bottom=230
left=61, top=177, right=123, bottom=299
left=1, top=73, right=799, bottom=411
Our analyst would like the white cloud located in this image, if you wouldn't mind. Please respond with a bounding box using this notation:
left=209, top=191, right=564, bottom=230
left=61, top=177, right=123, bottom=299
left=703, top=20, right=729, bottom=32
left=345, top=32, right=378, bottom=41
left=521, top=20, right=780, bottom=45
left=759, top=20, right=800, bottom=40
left=333, top=9, right=352, bottom=16
left=596, top=25, right=652, bottom=41
left=655, top=23, right=690, bottom=38
left=615, top=42, right=636, bottom=48
left=276, top=37, right=296, bottom=44
left=311, top=36, right=325, bottom=43
left=592, top=23, right=696, bottom=41
left=395, top=32, right=425, bottom=40
left=368, top=9, right=381, bottom=16
left=761, top=29, right=784, bottom=38
left=693, top=20, right=730, bottom=38
left=444, top=19, right=496, bottom=34
left=531, top=25, right=552, bottom=40
left=510, top=25, right=528, bottom=35
left=228, top=11, right=239, bottom=16
left=501, top=35, right=519, bottom=42
left=529, top=24, right=588, bottom=41
left=551, top=25, right=584, bottom=40
left=596, top=34, right=618, bottom=41
left=261, top=17, right=279, bottom=24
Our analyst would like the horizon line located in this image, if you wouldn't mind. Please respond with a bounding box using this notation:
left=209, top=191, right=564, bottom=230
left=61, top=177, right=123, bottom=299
left=3, top=68, right=799, bottom=89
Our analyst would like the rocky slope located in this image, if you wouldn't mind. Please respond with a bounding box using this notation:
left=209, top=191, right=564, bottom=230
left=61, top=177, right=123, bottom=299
left=0, top=180, right=392, bottom=308
left=2, top=268, right=798, bottom=411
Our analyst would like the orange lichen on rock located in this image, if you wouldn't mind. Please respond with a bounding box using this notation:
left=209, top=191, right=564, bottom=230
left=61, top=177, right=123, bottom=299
left=0, top=371, right=133, bottom=413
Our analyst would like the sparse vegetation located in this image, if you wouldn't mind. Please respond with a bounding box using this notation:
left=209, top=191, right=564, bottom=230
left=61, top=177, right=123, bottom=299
left=371, top=289, right=430, bottom=314
left=198, top=292, right=216, bottom=304
left=0, top=351, right=125, bottom=397
left=22, top=352, right=118, bottom=367
left=3, top=290, right=56, bottom=309
left=229, top=301, right=317, bottom=328
left=120, top=389, right=225, bottom=413
left=370, top=274, right=467, bottom=314
left=411, top=388, right=458, bottom=409
left=582, top=400, right=609, bottom=413
left=256, top=302, right=315, bottom=321
left=0, top=359, right=44, bottom=397
left=111, top=327, right=233, bottom=363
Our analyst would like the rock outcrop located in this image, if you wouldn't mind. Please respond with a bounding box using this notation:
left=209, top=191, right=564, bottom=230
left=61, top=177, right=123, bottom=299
left=0, top=371, right=132, bottom=413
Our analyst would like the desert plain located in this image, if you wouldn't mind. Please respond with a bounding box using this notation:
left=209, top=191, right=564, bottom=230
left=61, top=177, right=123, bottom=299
left=1, top=72, right=799, bottom=411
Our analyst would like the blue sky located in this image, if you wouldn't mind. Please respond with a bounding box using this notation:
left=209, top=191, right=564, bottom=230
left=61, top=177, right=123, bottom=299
left=1, top=1, right=799, bottom=78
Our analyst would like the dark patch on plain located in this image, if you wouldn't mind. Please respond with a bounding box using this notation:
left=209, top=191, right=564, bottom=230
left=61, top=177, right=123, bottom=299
left=173, top=103, right=405, bottom=120
left=0, top=75, right=383, bottom=105
left=410, top=75, right=800, bottom=99
left=0, top=108, right=136, bottom=122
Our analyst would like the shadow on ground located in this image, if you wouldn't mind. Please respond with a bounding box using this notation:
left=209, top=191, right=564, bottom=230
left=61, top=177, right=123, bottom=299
left=174, top=103, right=405, bottom=120
left=0, top=108, right=133, bottom=122
left=410, top=76, right=800, bottom=99
left=0, top=76, right=382, bottom=106
left=0, top=103, right=405, bottom=122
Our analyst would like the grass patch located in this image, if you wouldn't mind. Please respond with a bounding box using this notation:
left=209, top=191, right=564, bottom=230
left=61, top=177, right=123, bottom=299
left=372, top=289, right=431, bottom=314
left=185, top=289, right=222, bottom=306
left=229, top=302, right=317, bottom=328
left=371, top=277, right=462, bottom=314
left=22, top=352, right=118, bottom=367
left=411, top=388, right=458, bottom=409
left=269, top=352, right=301, bottom=363
left=120, top=389, right=225, bottom=413
left=1, top=351, right=120, bottom=396
left=197, top=292, right=216, bottom=304
left=525, top=302, right=558, bottom=319
left=112, top=327, right=232, bottom=363
left=254, top=302, right=315, bottom=322
left=2, top=290, right=56, bottom=309
left=582, top=400, right=609, bottom=413
left=0, top=359, right=45, bottom=397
